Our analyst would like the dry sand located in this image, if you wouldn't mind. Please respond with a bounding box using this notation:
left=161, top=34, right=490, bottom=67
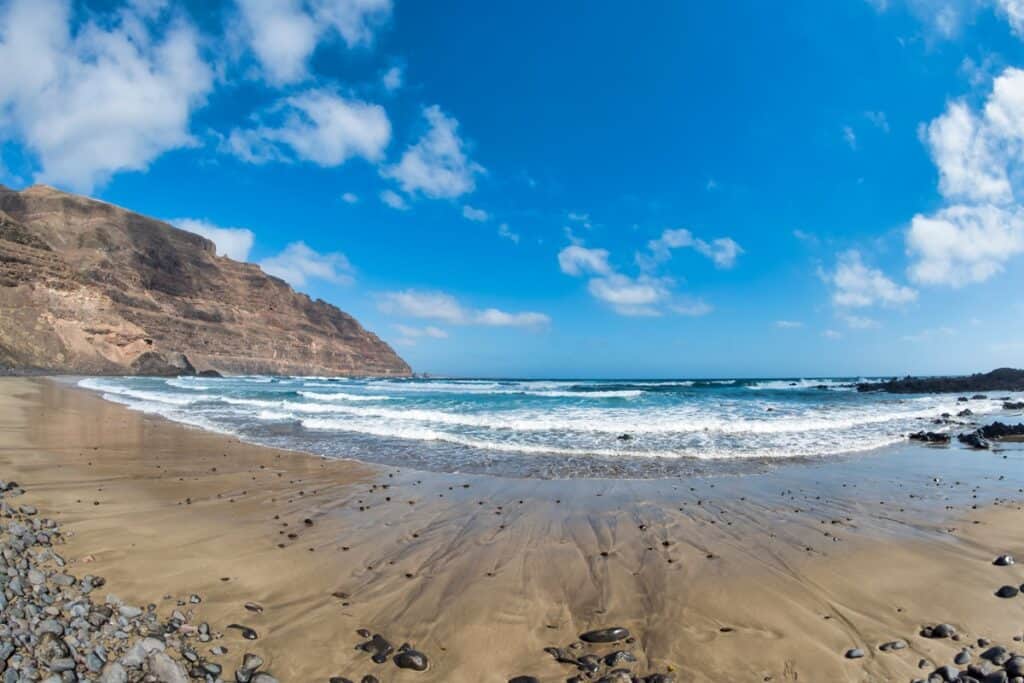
left=2, top=377, right=1024, bottom=682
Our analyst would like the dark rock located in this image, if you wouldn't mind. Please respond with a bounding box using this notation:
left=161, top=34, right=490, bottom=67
left=357, top=634, right=394, bottom=664
left=923, top=624, right=957, bottom=639
left=909, top=431, right=951, bottom=444
left=1004, top=402, right=1024, bottom=410
left=997, top=585, right=1020, bottom=598
left=978, top=422, right=1024, bottom=440
left=508, top=678, right=540, bottom=683
left=994, top=554, right=1015, bottom=567
left=958, top=431, right=991, bottom=449
left=857, top=369, right=1024, bottom=394
left=579, top=627, right=630, bottom=643
left=197, top=369, right=223, bottom=378
left=845, top=648, right=865, bottom=659
left=226, top=624, right=258, bottom=640
left=393, top=648, right=429, bottom=671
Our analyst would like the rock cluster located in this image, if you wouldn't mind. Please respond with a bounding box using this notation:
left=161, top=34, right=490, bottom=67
left=957, top=422, right=1024, bottom=449
left=0, top=480, right=278, bottom=683
left=857, top=368, right=1024, bottom=394
left=506, top=627, right=675, bottom=682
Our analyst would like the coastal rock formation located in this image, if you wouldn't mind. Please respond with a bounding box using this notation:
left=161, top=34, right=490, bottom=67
left=857, top=368, right=1024, bottom=394
left=0, top=185, right=410, bottom=377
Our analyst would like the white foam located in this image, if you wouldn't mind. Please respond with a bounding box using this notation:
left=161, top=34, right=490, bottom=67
left=297, top=391, right=396, bottom=402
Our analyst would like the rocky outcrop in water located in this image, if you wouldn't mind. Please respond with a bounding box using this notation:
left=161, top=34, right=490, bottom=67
left=0, top=185, right=410, bottom=377
left=857, top=368, right=1024, bottom=394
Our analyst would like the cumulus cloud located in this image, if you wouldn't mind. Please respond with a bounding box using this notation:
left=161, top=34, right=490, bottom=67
left=559, top=242, right=712, bottom=317
left=235, top=0, right=392, bottom=86
left=461, top=205, right=488, bottom=222
left=907, top=204, right=1024, bottom=286
left=497, top=223, right=520, bottom=243
left=638, top=228, right=742, bottom=270
left=170, top=218, right=255, bottom=261
left=587, top=274, right=671, bottom=317
left=907, top=66, right=1024, bottom=286
left=0, top=0, right=213, bottom=192
left=378, top=289, right=548, bottom=327
left=996, top=0, right=1024, bottom=36
left=259, top=241, right=354, bottom=287
left=341, top=192, right=359, bottom=203
left=775, top=320, right=804, bottom=329
left=226, top=89, right=390, bottom=166
left=865, top=110, right=890, bottom=133
left=379, top=189, right=408, bottom=210
left=826, top=250, right=917, bottom=308
left=383, top=105, right=484, bottom=199
left=394, top=324, right=447, bottom=339
left=381, top=65, right=403, bottom=92
left=558, top=245, right=612, bottom=276
left=839, top=313, right=880, bottom=329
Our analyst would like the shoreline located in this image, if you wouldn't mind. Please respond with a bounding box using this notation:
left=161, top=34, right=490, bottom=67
left=5, top=377, right=1024, bottom=681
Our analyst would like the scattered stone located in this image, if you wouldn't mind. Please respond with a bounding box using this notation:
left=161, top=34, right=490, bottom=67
left=579, top=627, right=630, bottom=643
left=845, top=648, right=865, bottom=659
left=996, top=585, right=1020, bottom=598
left=995, top=554, right=1015, bottom=566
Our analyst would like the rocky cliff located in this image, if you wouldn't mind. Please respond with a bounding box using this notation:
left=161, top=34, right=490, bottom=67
left=0, top=185, right=411, bottom=377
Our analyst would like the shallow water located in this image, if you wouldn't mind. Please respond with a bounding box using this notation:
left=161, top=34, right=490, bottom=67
left=77, top=375, right=1024, bottom=478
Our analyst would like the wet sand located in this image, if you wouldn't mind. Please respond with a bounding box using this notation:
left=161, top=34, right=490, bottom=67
left=3, top=377, right=1024, bottom=681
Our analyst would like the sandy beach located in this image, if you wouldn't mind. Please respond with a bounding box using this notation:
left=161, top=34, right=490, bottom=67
left=4, top=377, right=1024, bottom=682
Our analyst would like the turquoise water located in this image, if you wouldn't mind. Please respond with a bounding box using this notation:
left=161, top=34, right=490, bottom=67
left=78, top=376, right=1024, bottom=478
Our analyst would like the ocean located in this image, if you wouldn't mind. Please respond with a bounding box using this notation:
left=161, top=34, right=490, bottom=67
left=77, top=375, right=1023, bottom=478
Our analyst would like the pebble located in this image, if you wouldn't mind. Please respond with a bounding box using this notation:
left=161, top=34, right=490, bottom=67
left=995, top=554, right=1016, bottom=566
left=996, top=585, right=1020, bottom=598
left=579, top=627, right=630, bottom=644
left=845, top=648, right=865, bottom=659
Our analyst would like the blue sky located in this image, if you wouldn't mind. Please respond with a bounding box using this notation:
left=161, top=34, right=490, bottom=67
left=3, top=0, right=1024, bottom=377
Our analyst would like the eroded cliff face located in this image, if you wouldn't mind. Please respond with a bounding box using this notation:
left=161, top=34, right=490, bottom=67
left=0, top=185, right=411, bottom=377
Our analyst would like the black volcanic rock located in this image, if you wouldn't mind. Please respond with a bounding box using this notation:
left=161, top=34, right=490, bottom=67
left=857, top=369, right=1024, bottom=394
left=0, top=184, right=410, bottom=377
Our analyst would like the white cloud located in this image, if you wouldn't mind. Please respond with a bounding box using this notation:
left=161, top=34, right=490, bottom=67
left=378, top=289, right=548, bottom=327
left=639, top=228, right=743, bottom=269
left=906, top=66, right=1024, bottom=286
left=826, top=250, right=917, bottom=308
left=996, top=0, right=1024, bottom=36
left=839, top=313, right=880, bottom=329
left=169, top=218, right=255, bottom=261
left=669, top=299, right=713, bottom=317
left=236, top=0, right=392, bottom=86
left=907, top=204, right=1024, bottom=286
left=923, top=100, right=1011, bottom=203
left=227, top=89, right=390, bottom=166
left=462, top=205, right=488, bottom=222
left=379, top=189, right=408, bottom=210
left=235, top=0, right=317, bottom=86
left=259, top=241, right=353, bottom=287
left=843, top=125, right=857, bottom=149
left=775, top=320, right=804, bottom=329
left=822, top=329, right=842, bottom=340
left=394, top=324, right=447, bottom=339
left=497, top=223, right=520, bottom=243
left=381, top=65, right=403, bottom=92
left=567, top=211, right=592, bottom=229
left=587, top=274, right=671, bottom=317
left=865, top=110, right=890, bottom=133
left=559, top=242, right=709, bottom=317
left=475, top=309, right=550, bottom=326
left=341, top=192, right=359, bottom=203
left=0, top=0, right=213, bottom=193
left=383, top=105, right=484, bottom=199
left=557, top=245, right=612, bottom=276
